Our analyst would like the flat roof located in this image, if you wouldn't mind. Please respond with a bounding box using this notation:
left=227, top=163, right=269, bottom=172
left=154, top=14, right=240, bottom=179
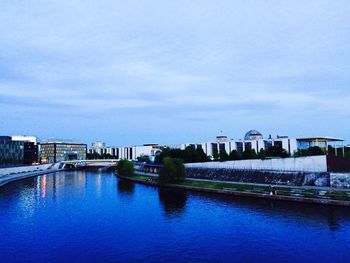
left=296, top=137, right=344, bottom=142
left=40, top=142, right=86, bottom=145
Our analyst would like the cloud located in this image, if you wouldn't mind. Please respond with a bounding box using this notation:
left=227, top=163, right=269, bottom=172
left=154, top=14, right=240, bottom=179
left=0, top=0, right=350, bottom=144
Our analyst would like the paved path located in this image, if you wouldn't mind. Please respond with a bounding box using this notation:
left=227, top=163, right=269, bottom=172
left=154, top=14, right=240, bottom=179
left=0, top=164, right=63, bottom=187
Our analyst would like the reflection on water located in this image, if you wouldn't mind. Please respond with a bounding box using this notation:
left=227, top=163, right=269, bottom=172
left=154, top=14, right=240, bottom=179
left=117, top=179, right=135, bottom=195
left=187, top=191, right=350, bottom=232
left=0, top=171, right=88, bottom=205
left=158, top=188, right=187, bottom=216
left=1, top=171, right=350, bottom=263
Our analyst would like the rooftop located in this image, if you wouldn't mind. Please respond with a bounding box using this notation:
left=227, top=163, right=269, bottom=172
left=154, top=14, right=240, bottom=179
left=296, top=137, right=344, bottom=142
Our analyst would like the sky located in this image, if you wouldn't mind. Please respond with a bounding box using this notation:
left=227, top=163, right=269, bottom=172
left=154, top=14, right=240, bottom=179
left=0, top=0, right=349, bottom=146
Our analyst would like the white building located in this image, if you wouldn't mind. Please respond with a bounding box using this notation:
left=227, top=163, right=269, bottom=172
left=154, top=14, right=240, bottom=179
left=11, top=135, right=37, bottom=144
left=180, top=130, right=344, bottom=158
left=98, top=144, right=163, bottom=161
left=90, top=141, right=106, bottom=155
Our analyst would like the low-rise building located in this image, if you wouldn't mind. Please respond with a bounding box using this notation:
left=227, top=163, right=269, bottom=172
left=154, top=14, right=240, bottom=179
left=40, top=140, right=87, bottom=163
left=103, top=144, right=162, bottom=161
left=90, top=141, right=106, bottom=155
left=180, top=130, right=345, bottom=158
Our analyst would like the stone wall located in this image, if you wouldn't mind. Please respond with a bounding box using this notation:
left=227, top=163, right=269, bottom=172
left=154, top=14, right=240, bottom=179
left=330, top=173, right=350, bottom=189
left=185, top=167, right=330, bottom=187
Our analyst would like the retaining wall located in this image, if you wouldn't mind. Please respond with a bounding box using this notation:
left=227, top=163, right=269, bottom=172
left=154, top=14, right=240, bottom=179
left=185, top=167, right=330, bottom=187
left=185, top=156, right=328, bottom=172
left=0, top=164, right=54, bottom=177
left=330, top=173, right=350, bottom=189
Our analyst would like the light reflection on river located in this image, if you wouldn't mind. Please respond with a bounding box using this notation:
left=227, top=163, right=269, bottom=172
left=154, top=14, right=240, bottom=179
left=0, top=170, right=350, bottom=263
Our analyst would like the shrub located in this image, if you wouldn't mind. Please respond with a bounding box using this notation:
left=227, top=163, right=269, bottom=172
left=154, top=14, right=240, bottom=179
left=116, top=159, right=135, bottom=177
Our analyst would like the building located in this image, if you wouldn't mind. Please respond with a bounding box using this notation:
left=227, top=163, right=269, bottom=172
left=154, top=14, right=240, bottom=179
left=87, top=143, right=163, bottom=161
left=90, top=141, right=106, bottom=155
left=106, top=144, right=162, bottom=160
left=0, top=136, right=24, bottom=164
left=11, top=135, right=37, bottom=145
left=12, top=135, right=38, bottom=164
left=180, top=130, right=345, bottom=158
left=40, top=141, right=87, bottom=163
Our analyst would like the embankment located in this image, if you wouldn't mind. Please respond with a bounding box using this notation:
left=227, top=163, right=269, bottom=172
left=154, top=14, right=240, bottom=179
left=117, top=175, right=350, bottom=207
left=185, top=167, right=331, bottom=187
left=184, top=156, right=350, bottom=188
left=0, top=164, right=63, bottom=187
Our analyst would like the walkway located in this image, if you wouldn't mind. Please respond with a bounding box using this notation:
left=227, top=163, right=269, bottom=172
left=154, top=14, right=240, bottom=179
left=0, top=164, right=62, bottom=187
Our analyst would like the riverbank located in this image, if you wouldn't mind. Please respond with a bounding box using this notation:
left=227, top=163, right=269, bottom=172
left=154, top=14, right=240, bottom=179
left=0, top=164, right=63, bottom=187
left=117, top=174, right=350, bottom=207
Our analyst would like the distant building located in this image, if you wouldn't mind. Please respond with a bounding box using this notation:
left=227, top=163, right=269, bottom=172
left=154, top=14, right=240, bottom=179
left=0, top=136, right=24, bottom=164
left=90, top=141, right=106, bottom=155
left=11, top=135, right=38, bottom=164
left=181, top=130, right=345, bottom=158
left=11, top=135, right=37, bottom=145
left=91, top=144, right=163, bottom=161
left=40, top=141, right=87, bottom=163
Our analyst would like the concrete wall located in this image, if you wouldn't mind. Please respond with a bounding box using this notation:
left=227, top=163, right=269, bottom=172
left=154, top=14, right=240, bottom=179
left=185, top=156, right=328, bottom=172
left=0, top=164, right=53, bottom=177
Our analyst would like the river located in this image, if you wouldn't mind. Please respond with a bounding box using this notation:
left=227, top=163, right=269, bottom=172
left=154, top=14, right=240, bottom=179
left=0, top=170, right=350, bottom=262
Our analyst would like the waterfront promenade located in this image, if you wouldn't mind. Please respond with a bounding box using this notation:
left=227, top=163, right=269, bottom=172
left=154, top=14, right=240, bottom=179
left=123, top=172, right=350, bottom=206
left=0, top=164, right=62, bottom=187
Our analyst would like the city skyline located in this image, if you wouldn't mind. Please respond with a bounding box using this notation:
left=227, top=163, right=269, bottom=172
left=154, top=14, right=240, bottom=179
left=1, top=0, right=350, bottom=146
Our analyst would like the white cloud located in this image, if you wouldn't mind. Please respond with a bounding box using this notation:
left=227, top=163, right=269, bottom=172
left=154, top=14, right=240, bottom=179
left=0, top=0, right=350, bottom=144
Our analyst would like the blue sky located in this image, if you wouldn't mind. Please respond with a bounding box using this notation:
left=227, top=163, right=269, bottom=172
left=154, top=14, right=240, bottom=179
left=0, top=0, right=349, bottom=146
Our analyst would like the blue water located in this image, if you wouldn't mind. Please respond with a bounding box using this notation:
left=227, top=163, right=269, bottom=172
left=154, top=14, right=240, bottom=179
left=1, top=170, right=350, bottom=263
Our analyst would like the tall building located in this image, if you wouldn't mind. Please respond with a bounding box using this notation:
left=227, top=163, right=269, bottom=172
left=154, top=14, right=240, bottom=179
left=0, top=136, right=24, bottom=164
left=40, top=141, right=87, bottom=163
left=12, top=135, right=38, bottom=164
left=23, top=142, right=38, bottom=164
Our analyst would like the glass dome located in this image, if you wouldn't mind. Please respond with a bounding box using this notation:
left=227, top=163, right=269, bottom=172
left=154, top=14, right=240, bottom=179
left=244, top=130, right=263, bottom=140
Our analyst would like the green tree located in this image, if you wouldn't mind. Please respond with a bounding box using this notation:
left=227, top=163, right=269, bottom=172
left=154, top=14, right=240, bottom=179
left=243, top=149, right=258, bottom=159
left=307, top=146, right=325, bottom=156
left=212, top=148, right=219, bottom=161
left=229, top=150, right=241, bottom=160
left=159, top=157, right=186, bottom=184
left=345, top=147, right=350, bottom=157
left=137, top=155, right=151, bottom=163
left=87, top=152, right=102, bottom=160
left=219, top=148, right=229, bottom=161
left=258, top=148, right=267, bottom=159
left=116, top=159, right=135, bottom=177
left=266, top=146, right=290, bottom=158
left=155, top=146, right=210, bottom=164
left=295, top=146, right=326, bottom=157
left=195, top=148, right=210, bottom=162
left=101, top=153, right=114, bottom=159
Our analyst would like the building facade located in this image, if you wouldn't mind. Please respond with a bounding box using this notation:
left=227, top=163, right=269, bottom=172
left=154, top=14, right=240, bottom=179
left=180, top=130, right=344, bottom=158
left=40, top=141, right=87, bottom=163
left=0, top=136, right=24, bottom=164
left=90, top=141, right=107, bottom=155
left=11, top=135, right=38, bottom=164
left=88, top=143, right=163, bottom=161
